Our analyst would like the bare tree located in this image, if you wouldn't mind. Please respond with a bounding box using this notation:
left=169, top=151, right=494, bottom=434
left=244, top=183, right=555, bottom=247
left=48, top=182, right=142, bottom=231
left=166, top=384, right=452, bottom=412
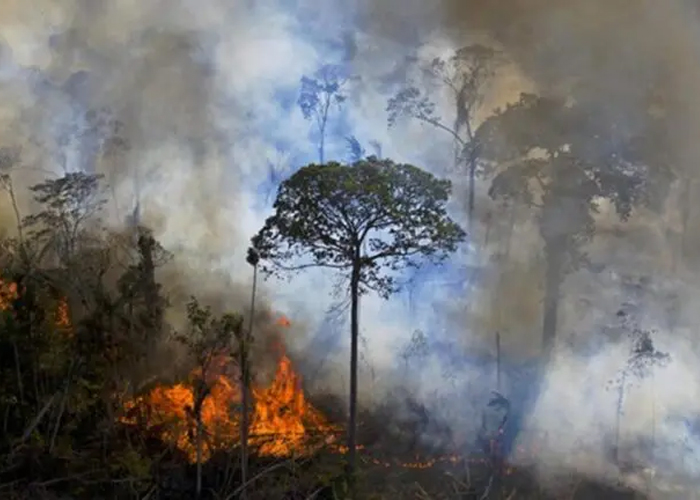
left=298, top=64, right=349, bottom=164
left=387, top=44, right=501, bottom=230
left=607, top=319, right=669, bottom=465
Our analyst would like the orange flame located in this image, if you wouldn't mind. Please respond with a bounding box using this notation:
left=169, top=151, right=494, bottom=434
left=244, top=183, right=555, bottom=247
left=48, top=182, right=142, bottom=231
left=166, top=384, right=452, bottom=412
left=120, top=315, right=338, bottom=462
left=0, top=279, right=18, bottom=311
left=0, top=279, right=70, bottom=337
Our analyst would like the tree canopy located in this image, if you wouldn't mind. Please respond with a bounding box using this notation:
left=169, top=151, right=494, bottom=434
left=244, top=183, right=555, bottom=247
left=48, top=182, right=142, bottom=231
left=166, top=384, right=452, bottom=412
left=251, top=156, right=466, bottom=298
left=477, top=93, right=674, bottom=272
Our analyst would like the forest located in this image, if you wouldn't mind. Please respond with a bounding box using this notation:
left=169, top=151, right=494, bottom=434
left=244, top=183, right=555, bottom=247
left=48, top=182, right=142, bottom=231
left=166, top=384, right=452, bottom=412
left=2, top=1, right=700, bottom=499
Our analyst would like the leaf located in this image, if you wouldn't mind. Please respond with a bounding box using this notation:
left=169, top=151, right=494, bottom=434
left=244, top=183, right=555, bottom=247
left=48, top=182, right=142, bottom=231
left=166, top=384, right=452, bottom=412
left=251, top=157, right=466, bottom=298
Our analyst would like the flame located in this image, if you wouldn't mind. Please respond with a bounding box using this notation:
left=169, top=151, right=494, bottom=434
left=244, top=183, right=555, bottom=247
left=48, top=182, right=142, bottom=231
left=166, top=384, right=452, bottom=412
left=121, top=315, right=338, bottom=462
left=0, top=280, right=523, bottom=473
left=0, top=279, right=18, bottom=311
left=249, top=354, right=335, bottom=456
left=118, top=314, right=474, bottom=469
left=0, top=279, right=70, bottom=337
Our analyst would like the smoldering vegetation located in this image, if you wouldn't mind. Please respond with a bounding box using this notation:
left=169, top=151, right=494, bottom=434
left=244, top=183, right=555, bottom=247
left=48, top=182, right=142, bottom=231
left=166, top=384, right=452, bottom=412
left=0, top=0, right=698, bottom=499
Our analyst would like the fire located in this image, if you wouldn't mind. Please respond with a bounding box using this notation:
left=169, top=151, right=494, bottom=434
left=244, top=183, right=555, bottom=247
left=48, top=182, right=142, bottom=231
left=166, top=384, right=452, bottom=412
left=0, top=279, right=70, bottom=337
left=0, top=279, right=18, bottom=311
left=250, top=354, right=334, bottom=456
left=121, top=316, right=338, bottom=462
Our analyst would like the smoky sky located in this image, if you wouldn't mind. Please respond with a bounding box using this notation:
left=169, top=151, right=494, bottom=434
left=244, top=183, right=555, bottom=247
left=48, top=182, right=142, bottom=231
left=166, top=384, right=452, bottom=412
left=4, top=1, right=700, bottom=492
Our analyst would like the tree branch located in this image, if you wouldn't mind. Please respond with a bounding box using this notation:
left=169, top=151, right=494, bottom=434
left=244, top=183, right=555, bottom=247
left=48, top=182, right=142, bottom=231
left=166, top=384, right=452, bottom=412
left=417, top=116, right=466, bottom=147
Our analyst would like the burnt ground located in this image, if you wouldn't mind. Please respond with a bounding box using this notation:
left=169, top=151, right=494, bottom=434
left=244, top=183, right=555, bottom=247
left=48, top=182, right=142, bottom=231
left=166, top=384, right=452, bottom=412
left=306, top=392, right=650, bottom=500
left=5, top=391, right=658, bottom=499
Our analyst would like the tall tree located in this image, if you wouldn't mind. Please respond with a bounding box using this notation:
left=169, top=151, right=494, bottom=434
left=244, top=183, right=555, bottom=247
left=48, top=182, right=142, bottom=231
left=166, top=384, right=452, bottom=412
left=478, top=93, right=673, bottom=365
left=22, top=172, right=110, bottom=314
left=298, top=64, right=348, bottom=164
left=251, top=157, right=465, bottom=494
left=23, top=172, right=107, bottom=266
left=387, top=44, right=500, bottom=230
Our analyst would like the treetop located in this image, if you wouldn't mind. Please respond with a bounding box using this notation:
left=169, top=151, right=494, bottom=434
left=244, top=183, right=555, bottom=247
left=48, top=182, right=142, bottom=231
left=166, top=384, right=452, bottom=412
left=251, top=156, right=466, bottom=297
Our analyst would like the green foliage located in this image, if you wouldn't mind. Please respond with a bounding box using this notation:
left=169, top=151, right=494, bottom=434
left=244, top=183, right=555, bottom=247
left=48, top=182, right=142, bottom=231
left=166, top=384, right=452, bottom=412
left=252, top=156, right=466, bottom=298
left=176, top=297, right=244, bottom=366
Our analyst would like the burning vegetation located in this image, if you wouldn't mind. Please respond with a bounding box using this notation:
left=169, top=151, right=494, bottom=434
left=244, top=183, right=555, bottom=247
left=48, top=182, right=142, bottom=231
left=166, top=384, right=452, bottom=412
left=0, top=172, right=659, bottom=500
left=0, top=7, right=684, bottom=494
left=120, top=317, right=339, bottom=462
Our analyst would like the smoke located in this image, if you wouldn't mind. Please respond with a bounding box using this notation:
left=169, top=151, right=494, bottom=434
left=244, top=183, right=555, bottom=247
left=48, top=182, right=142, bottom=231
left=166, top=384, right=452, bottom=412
left=351, top=0, right=700, bottom=494
left=3, top=0, right=700, bottom=495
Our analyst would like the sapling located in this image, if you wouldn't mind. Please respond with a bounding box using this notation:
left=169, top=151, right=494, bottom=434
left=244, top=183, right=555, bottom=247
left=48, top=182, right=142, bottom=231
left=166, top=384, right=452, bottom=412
left=607, top=317, right=670, bottom=465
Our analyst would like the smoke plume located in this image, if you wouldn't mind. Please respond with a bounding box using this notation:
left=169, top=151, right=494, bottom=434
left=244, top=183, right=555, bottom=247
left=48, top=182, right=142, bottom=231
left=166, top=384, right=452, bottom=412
left=3, top=0, right=700, bottom=495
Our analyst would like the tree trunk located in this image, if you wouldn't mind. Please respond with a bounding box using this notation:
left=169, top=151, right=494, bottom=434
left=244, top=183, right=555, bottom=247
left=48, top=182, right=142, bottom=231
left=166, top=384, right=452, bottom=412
left=195, top=415, right=203, bottom=500
left=346, top=261, right=361, bottom=497
left=679, top=179, right=692, bottom=270
left=495, top=332, right=501, bottom=392
left=12, top=341, right=24, bottom=405
left=240, top=264, right=257, bottom=500
left=650, top=371, right=656, bottom=461
left=468, top=158, right=476, bottom=233
left=614, top=372, right=626, bottom=465
left=521, top=244, right=564, bottom=434
left=504, top=205, right=516, bottom=261
left=318, top=121, right=326, bottom=165
left=542, top=247, right=564, bottom=362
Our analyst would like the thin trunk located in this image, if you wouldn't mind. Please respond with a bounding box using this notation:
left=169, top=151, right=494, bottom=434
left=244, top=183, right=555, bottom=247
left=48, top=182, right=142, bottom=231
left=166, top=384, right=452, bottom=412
left=614, top=372, right=626, bottom=465
left=4, top=178, right=24, bottom=243
left=542, top=247, right=564, bottom=362
left=319, top=130, right=325, bottom=165
left=495, top=332, right=501, bottom=392
left=49, top=389, right=68, bottom=453
left=240, top=263, right=257, bottom=500
left=468, top=158, right=476, bottom=233
left=195, top=415, right=203, bottom=500
left=12, top=342, right=24, bottom=406
left=650, top=371, right=656, bottom=459
left=132, top=171, right=142, bottom=227
left=347, top=260, right=361, bottom=498
left=504, top=205, right=516, bottom=262
left=318, top=95, right=331, bottom=165
left=50, top=360, right=75, bottom=453
left=679, top=180, right=691, bottom=269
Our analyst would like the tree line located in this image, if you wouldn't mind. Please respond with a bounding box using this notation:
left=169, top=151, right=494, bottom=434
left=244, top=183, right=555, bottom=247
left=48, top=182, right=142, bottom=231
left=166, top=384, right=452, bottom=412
left=0, top=42, right=681, bottom=499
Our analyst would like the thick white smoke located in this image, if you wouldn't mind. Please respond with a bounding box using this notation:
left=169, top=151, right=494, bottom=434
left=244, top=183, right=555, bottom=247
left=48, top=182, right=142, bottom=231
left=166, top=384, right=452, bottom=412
left=3, top=1, right=700, bottom=496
